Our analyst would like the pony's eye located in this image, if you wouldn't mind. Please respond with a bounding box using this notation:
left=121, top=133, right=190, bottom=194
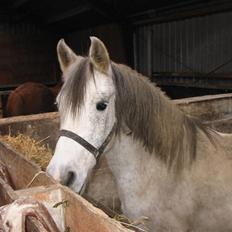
left=96, top=101, right=108, bottom=111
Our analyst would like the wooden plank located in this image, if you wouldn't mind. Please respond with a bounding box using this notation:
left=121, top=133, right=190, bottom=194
left=0, top=178, right=17, bottom=206
left=175, top=93, right=232, bottom=121
left=0, top=112, right=59, bottom=150
left=61, top=186, right=132, bottom=232
left=153, top=75, right=232, bottom=89
left=16, top=185, right=132, bottom=232
left=0, top=141, right=54, bottom=190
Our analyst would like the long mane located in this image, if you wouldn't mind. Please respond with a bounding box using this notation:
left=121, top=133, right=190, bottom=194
left=111, top=63, right=214, bottom=171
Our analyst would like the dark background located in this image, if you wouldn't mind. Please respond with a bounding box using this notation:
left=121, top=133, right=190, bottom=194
left=0, top=0, right=232, bottom=98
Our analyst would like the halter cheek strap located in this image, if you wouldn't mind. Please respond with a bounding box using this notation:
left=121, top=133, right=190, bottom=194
left=59, top=123, right=116, bottom=161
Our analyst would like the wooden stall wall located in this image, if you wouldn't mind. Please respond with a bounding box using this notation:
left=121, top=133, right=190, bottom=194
left=0, top=23, right=58, bottom=88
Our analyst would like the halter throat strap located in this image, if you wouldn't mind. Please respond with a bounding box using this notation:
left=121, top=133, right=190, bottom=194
left=59, top=123, right=116, bottom=161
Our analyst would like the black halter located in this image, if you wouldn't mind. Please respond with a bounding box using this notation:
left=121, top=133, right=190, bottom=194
left=59, top=123, right=116, bottom=162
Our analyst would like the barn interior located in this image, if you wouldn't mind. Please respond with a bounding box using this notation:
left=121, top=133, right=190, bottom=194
left=0, top=1, right=232, bottom=230
left=0, top=0, right=232, bottom=117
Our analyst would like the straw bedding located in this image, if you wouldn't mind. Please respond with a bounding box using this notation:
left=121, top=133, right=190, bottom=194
left=0, top=134, right=52, bottom=170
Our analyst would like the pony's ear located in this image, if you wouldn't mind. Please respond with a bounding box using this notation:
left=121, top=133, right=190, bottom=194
left=89, top=37, right=110, bottom=73
left=57, top=39, right=78, bottom=72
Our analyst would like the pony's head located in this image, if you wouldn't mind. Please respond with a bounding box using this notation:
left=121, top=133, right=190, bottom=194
left=47, top=37, right=116, bottom=193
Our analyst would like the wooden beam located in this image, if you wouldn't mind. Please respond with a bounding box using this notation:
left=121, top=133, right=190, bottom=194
left=12, top=0, right=32, bottom=8
left=47, top=4, right=91, bottom=24
left=88, top=0, right=119, bottom=21
left=131, top=0, right=232, bottom=25
left=152, top=74, right=232, bottom=90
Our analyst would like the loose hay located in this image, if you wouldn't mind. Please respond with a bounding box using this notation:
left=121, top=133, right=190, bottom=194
left=0, top=134, right=52, bottom=170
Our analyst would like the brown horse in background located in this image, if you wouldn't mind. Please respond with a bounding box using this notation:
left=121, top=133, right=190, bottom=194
left=6, top=82, right=57, bottom=117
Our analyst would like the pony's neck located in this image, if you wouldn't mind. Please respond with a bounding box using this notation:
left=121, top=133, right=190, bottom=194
left=113, top=63, right=199, bottom=170
left=106, top=132, right=170, bottom=218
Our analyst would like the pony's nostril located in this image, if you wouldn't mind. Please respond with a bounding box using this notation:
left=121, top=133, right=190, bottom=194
left=65, top=171, right=76, bottom=186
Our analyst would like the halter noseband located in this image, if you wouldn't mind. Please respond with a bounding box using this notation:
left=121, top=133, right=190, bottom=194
left=59, top=123, right=116, bottom=162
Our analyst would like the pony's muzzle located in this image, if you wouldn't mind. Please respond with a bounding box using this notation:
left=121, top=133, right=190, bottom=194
left=46, top=165, right=76, bottom=187
left=62, top=171, right=76, bottom=186
left=62, top=170, right=87, bottom=194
